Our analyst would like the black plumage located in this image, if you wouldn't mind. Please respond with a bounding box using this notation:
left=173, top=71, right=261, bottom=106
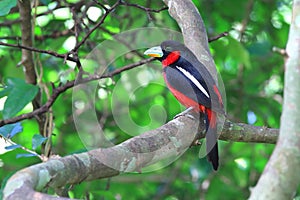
left=145, top=40, right=225, bottom=170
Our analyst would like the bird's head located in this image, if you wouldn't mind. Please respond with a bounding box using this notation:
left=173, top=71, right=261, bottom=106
left=144, top=40, right=189, bottom=66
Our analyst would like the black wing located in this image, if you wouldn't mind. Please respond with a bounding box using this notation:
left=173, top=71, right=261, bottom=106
left=164, top=56, right=224, bottom=114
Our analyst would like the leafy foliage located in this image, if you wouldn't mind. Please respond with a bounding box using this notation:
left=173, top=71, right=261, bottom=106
left=0, top=0, right=297, bottom=199
left=0, top=122, right=22, bottom=138
left=0, top=0, right=17, bottom=16
left=0, top=78, right=38, bottom=119
left=31, top=134, right=48, bottom=150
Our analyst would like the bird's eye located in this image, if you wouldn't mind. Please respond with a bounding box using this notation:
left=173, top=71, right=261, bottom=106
left=165, top=46, right=172, bottom=52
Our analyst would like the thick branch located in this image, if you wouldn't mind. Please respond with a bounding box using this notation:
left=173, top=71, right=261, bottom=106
left=249, top=1, right=300, bottom=199
left=3, top=114, right=277, bottom=200
left=220, top=120, right=277, bottom=144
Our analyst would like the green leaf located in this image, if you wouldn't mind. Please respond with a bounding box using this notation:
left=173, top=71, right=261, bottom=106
left=0, top=0, right=17, bottom=16
left=5, top=144, right=21, bottom=150
left=32, top=134, right=48, bottom=150
left=0, top=122, right=23, bottom=138
left=16, top=153, right=37, bottom=159
left=9, top=122, right=23, bottom=138
left=40, top=0, right=52, bottom=5
left=227, top=36, right=251, bottom=68
left=3, top=78, right=39, bottom=119
left=0, top=85, right=12, bottom=98
left=0, top=172, right=14, bottom=200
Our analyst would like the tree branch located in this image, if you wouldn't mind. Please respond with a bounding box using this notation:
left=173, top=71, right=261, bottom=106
left=0, top=58, right=154, bottom=127
left=162, top=0, right=218, bottom=81
left=18, top=0, right=49, bottom=155
left=72, top=0, right=122, bottom=52
left=249, top=1, right=300, bottom=199
left=3, top=113, right=277, bottom=200
left=208, top=32, right=229, bottom=43
left=119, top=1, right=168, bottom=13
left=18, top=0, right=36, bottom=85
left=0, top=41, right=78, bottom=63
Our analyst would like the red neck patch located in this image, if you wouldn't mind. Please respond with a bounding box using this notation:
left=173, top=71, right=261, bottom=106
left=162, top=51, right=180, bottom=67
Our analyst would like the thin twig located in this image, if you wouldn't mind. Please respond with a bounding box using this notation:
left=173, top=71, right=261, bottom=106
left=72, top=0, right=122, bottom=52
left=238, top=0, right=254, bottom=41
left=0, top=57, right=155, bottom=127
left=272, top=47, right=288, bottom=56
left=0, top=41, right=78, bottom=62
left=92, top=0, right=109, bottom=11
left=120, top=1, right=168, bottom=13
left=208, top=32, right=229, bottom=42
left=1, top=135, right=44, bottom=161
left=0, top=30, right=72, bottom=41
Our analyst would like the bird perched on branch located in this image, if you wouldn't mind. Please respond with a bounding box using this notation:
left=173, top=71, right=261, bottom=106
left=144, top=40, right=225, bottom=170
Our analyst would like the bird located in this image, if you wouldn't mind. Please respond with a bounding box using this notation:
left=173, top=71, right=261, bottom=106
left=144, top=40, right=225, bottom=170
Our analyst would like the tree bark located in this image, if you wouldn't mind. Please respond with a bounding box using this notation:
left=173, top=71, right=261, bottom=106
left=18, top=0, right=36, bottom=84
left=249, top=1, right=300, bottom=199
left=3, top=115, right=277, bottom=200
left=162, top=0, right=218, bottom=81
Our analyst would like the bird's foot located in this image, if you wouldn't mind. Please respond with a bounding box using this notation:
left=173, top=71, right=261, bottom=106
left=174, top=107, right=195, bottom=120
left=190, top=139, right=202, bottom=147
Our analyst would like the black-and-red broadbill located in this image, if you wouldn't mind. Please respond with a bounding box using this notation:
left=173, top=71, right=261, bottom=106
left=144, top=40, right=225, bottom=170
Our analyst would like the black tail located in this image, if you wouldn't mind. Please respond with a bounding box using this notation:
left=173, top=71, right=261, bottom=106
left=206, top=131, right=219, bottom=170
left=205, top=111, right=219, bottom=170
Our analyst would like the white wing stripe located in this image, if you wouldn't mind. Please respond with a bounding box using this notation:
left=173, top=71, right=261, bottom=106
left=175, top=66, right=210, bottom=98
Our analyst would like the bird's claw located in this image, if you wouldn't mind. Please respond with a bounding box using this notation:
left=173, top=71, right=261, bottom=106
left=190, top=139, right=202, bottom=147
